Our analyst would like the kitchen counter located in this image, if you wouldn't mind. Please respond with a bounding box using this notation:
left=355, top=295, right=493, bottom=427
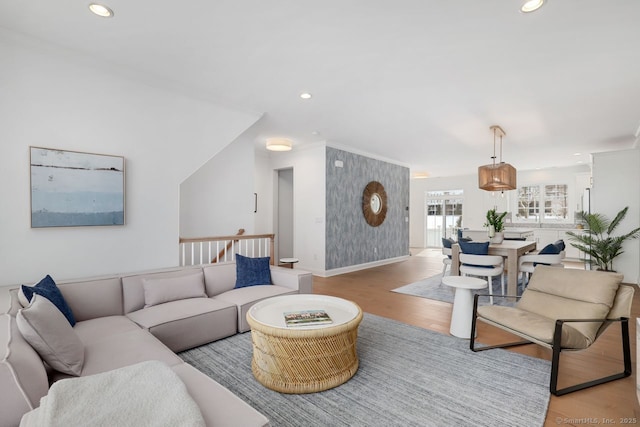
left=461, top=228, right=534, bottom=241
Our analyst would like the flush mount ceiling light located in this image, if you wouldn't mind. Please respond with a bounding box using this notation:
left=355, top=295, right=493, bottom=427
left=299, top=93, right=312, bottom=100
left=266, top=137, right=292, bottom=152
left=478, top=125, right=517, bottom=192
left=89, top=3, right=114, bottom=17
left=412, top=172, right=429, bottom=179
left=521, top=0, right=545, bottom=13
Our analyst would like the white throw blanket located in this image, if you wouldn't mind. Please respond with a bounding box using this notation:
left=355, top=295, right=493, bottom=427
left=23, top=361, right=205, bottom=427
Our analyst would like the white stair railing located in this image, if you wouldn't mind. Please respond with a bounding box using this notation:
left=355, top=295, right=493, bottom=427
left=179, top=232, right=275, bottom=266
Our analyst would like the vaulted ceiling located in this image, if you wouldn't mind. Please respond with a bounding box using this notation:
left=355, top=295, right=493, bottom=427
left=2, top=1, right=639, bottom=177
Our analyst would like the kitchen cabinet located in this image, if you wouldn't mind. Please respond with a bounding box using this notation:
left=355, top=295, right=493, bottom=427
left=532, top=229, right=583, bottom=260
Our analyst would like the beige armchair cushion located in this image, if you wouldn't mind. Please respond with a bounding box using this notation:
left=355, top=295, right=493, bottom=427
left=523, top=265, right=622, bottom=305
left=478, top=305, right=597, bottom=349
left=478, top=266, right=625, bottom=349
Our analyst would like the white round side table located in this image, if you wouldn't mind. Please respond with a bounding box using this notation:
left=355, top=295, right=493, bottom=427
left=279, top=257, right=299, bottom=269
left=441, top=276, right=488, bottom=339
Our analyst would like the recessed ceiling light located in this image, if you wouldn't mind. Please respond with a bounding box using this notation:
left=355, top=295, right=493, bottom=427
left=89, top=3, right=114, bottom=18
left=299, top=93, right=312, bottom=100
left=573, top=152, right=581, bottom=156
left=520, top=0, right=544, bottom=13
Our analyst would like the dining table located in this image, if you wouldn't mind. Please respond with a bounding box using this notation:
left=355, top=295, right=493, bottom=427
left=450, top=240, right=537, bottom=297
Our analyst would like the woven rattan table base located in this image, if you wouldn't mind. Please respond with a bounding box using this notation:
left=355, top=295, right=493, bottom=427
left=248, top=307, right=363, bottom=394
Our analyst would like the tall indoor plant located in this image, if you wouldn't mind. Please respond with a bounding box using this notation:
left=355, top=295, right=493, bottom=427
left=484, top=208, right=507, bottom=243
left=566, top=206, right=640, bottom=272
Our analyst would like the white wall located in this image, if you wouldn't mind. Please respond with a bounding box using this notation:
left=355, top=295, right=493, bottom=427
left=180, top=136, right=258, bottom=237
left=591, top=149, right=640, bottom=283
left=0, top=30, right=258, bottom=286
left=410, top=174, right=503, bottom=246
left=269, top=144, right=326, bottom=273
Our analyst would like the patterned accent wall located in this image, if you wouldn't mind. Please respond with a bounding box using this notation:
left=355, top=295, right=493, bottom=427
left=326, top=147, right=410, bottom=270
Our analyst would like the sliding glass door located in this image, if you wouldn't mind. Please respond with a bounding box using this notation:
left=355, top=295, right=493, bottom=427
left=425, top=190, right=463, bottom=247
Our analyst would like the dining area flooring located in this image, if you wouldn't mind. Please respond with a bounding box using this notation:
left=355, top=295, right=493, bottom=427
left=312, top=248, right=640, bottom=427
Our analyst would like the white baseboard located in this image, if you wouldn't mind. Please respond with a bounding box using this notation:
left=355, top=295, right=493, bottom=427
left=310, top=255, right=410, bottom=278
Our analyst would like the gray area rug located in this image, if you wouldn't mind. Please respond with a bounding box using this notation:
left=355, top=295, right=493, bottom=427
left=179, top=313, right=550, bottom=427
left=391, top=273, right=524, bottom=306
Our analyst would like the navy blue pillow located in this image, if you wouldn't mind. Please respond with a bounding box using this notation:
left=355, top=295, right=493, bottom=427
left=458, top=241, right=489, bottom=255
left=235, top=254, right=272, bottom=288
left=21, top=275, right=76, bottom=326
left=539, top=243, right=561, bottom=255
left=534, top=243, right=562, bottom=266
left=441, top=238, right=454, bottom=258
left=441, top=238, right=454, bottom=248
left=553, top=239, right=566, bottom=251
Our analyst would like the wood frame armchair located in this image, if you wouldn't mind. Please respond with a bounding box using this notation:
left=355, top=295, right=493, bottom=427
left=470, top=265, right=633, bottom=396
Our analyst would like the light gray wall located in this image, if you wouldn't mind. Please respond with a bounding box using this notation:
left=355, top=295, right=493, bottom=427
left=325, top=147, right=410, bottom=270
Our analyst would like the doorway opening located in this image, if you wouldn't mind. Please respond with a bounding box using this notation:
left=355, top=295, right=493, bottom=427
left=425, top=190, right=463, bottom=247
left=276, top=168, right=294, bottom=263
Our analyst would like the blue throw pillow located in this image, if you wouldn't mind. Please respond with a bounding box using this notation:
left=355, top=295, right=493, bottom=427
left=235, top=254, right=272, bottom=288
left=539, top=243, right=561, bottom=255
left=21, top=275, right=76, bottom=326
left=534, top=243, right=562, bottom=266
left=553, top=239, right=566, bottom=251
left=458, top=240, right=489, bottom=255
left=441, top=238, right=454, bottom=259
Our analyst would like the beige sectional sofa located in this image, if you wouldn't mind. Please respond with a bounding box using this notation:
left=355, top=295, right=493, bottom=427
left=1, top=262, right=313, bottom=426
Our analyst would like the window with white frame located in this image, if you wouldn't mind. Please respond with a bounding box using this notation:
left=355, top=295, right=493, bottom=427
left=516, top=185, right=540, bottom=221
left=515, top=184, right=569, bottom=222
left=544, top=184, right=568, bottom=220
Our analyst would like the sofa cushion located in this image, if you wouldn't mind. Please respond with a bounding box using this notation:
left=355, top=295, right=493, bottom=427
left=127, top=298, right=237, bottom=352
left=203, top=263, right=237, bottom=296
left=0, top=314, right=49, bottom=427
left=121, top=266, right=204, bottom=314
left=216, top=285, right=297, bottom=333
left=57, top=277, right=124, bottom=322
left=172, top=363, right=270, bottom=427
left=235, top=254, right=272, bottom=288
left=72, top=316, right=142, bottom=346
left=27, top=361, right=205, bottom=427
left=50, top=328, right=183, bottom=383
left=143, top=271, right=207, bottom=308
left=19, top=275, right=76, bottom=326
left=16, top=295, right=84, bottom=376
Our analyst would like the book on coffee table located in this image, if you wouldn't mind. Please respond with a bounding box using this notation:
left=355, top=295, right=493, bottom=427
left=284, top=309, right=333, bottom=327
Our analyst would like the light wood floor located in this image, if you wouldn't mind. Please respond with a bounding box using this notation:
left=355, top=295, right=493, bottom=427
left=312, top=248, right=640, bottom=427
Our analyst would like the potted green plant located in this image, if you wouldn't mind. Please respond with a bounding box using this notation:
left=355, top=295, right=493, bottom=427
left=566, top=206, right=640, bottom=272
left=484, top=209, right=507, bottom=243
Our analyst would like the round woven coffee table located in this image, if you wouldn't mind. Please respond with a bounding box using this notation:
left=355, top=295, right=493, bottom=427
left=246, top=294, right=363, bottom=394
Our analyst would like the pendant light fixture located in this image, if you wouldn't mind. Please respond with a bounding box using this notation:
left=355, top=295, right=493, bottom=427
left=478, top=125, right=517, bottom=191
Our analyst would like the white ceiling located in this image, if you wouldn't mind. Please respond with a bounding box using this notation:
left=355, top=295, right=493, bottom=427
left=2, top=1, right=639, bottom=177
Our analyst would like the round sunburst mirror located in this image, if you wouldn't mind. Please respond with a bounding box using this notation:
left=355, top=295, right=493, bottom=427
left=362, top=181, right=387, bottom=227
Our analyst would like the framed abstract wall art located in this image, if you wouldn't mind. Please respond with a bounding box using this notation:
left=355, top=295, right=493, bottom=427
left=30, top=147, right=125, bottom=228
